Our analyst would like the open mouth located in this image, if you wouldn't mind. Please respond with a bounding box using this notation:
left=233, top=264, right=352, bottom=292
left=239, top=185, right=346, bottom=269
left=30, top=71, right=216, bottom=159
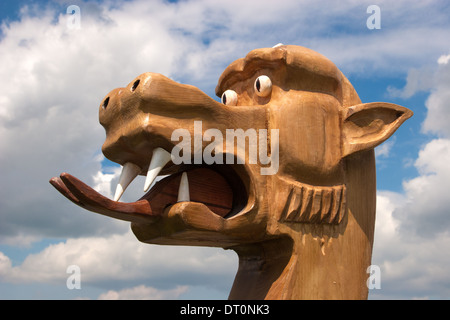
left=138, top=162, right=249, bottom=219
left=49, top=147, right=252, bottom=224
left=111, top=146, right=252, bottom=219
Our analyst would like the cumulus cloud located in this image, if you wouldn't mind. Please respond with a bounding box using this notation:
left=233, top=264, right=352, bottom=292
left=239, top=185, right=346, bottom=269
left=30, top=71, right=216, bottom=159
left=387, top=67, right=435, bottom=98
left=437, top=54, right=450, bottom=65
left=375, top=136, right=396, bottom=159
left=1, top=0, right=450, bottom=299
left=0, top=0, right=200, bottom=244
left=394, top=138, right=450, bottom=237
left=0, top=229, right=237, bottom=293
left=422, top=55, right=450, bottom=137
left=91, top=164, right=121, bottom=199
left=372, top=52, right=450, bottom=299
left=372, top=192, right=450, bottom=299
left=98, top=284, right=188, bottom=300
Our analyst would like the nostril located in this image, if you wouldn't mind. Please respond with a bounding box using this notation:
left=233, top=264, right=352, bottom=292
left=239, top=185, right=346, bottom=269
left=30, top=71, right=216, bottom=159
left=131, top=79, right=140, bottom=92
left=102, top=97, right=110, bottom=109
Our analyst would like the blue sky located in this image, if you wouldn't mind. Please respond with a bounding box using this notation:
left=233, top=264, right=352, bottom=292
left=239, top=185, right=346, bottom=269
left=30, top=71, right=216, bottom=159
left=0, top=0, right=450, bottom=300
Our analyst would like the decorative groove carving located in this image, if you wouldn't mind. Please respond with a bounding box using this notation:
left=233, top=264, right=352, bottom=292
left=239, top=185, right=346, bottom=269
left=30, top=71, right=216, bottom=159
left=281, top=183, right=346, bottom=224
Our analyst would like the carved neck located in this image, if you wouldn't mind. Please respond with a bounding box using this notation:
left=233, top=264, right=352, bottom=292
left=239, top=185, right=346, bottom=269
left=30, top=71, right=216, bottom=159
left=228, top=237, right=294, bottom=300
left=229, top=231, right=370, bottom=300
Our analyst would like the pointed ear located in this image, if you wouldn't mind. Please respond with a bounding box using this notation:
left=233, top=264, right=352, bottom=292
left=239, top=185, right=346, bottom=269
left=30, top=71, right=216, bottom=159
left=341, top=102, right=413, bottom=158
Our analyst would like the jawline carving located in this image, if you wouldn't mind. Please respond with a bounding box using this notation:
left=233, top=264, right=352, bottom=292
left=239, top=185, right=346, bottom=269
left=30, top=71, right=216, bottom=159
left=50, top=45, right=412, bottom=299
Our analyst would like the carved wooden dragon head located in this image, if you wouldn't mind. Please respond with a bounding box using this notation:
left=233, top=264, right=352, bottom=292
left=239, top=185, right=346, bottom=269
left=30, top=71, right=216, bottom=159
left=50, top=45, right=412, bottom=299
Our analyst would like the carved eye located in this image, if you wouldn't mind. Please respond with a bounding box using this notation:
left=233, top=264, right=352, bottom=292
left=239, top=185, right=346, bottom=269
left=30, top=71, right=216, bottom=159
left=254, top=75, right=272, bottom=97
left=131, top=79, right=140, bottom=92
left=221, top=90, right=238, bottom=106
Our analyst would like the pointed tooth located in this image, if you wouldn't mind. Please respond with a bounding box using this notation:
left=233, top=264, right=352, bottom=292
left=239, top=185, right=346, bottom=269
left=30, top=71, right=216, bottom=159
left=114, top=162, right=141, bottom=201
left=177, top=172, right=190, bottom=202
left=144, top=148, right=172, bottom=192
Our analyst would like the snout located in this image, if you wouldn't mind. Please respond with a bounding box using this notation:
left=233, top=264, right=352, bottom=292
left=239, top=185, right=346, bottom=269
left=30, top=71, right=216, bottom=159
left=98, top=73, right=218, bottom=169
left=99, top=72, right=268, bottom=171
left=100, top=73, right=224, bottom=127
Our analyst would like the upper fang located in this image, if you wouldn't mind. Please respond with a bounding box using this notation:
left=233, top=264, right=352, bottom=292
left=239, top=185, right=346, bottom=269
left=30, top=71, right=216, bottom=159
left=144, top=148, right=172, bottom=192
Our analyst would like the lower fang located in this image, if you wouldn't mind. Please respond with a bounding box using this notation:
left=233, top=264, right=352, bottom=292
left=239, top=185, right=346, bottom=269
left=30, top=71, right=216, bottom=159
left=177, top=172, right=190, bottom=202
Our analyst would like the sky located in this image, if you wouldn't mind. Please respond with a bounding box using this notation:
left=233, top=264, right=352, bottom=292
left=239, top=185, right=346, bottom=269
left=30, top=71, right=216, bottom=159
left=0, top=0, right=449, bottom=300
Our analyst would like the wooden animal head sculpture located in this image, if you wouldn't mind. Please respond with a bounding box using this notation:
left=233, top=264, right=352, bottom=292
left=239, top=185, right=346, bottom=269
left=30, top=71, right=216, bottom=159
left=50, top=45, right=412, bottom=299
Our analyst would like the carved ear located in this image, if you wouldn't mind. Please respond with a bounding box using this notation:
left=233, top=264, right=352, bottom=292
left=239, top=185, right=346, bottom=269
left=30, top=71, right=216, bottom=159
left=341, top=102, right=413, bottom=158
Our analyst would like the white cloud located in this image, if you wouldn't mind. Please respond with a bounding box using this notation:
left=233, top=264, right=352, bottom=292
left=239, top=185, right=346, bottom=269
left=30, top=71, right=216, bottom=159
left=0, top=0, right=449, bottom=299
left=375, top=136, right=396, bottom=159
left=0, top=0, right=195, bottom=243
left=0, top=229, right=237, bottom=296
left=422, top=56, right=450, bottom=137
left=97, top=284, right=188, bottom=300
left=0, top=252, right=12, bottom=280
left=387, top=50, right=450, bottom=135
left=91, top=166, right=121, bottom=199
left=437, top=54, right=450, bottom=65
left=371, top=53, right=450, bottom=299
left=372, top=191, right=450, bottom=299
left=395, top=138, right=450, bottom=237
left=387, top=67, right=435, bottom=98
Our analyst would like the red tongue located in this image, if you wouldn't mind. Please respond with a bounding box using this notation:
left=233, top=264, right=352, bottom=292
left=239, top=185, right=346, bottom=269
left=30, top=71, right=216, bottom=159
left=141, top=167, right=233, bottom=217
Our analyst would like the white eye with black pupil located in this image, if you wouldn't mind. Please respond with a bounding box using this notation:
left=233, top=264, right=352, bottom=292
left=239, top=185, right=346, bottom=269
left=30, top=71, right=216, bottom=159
left=221, top=90, right=238, bottom=106
left=254, top=75, right=272, bottom=97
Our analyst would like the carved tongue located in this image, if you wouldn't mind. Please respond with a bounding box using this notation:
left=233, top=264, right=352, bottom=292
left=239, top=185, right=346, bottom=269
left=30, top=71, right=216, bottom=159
left=49, top=167, right=236, bottom=223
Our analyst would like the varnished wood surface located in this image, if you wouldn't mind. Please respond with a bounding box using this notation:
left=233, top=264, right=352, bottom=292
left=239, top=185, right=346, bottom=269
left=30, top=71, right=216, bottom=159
left=50, top=45, right=412, bottom=300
